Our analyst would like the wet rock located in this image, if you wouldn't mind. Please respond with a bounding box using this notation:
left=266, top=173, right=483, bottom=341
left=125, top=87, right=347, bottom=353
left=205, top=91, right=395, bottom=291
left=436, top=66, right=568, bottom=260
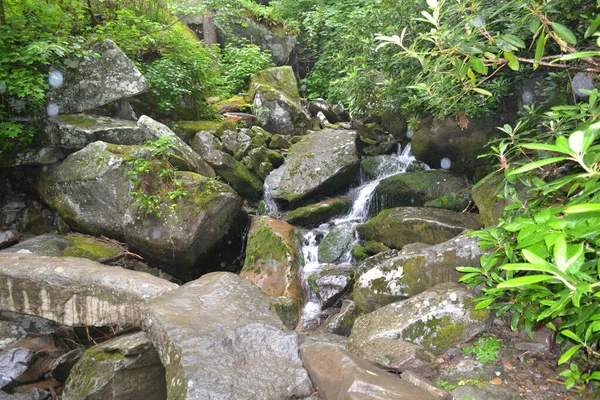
left=41, top=115, right=143, bottom=150
left=472, top=173, right=506, bottom=227
left=0, top=321, right=27, bottom=351
left=353, top=235, right=486, bottom=312
left=265, top=129, right=359, bottom=205
left=309, top=266, right=353, bottom=309
left=451, top=383, right=521, bottom=400
left=270, top=296, right=300, bottom=331
left=250, top=66, right=311, bottom=135
left=349, top=283, right=492, bottom=356
left=1, top=203, right=26, bottom=227
left=1, top=234, right=123, bottom=263
left=317, top=300, right=361, bottom=336
left=300, top=341, right=438, bottom=400
left=298, top=332, right=348, bottom=351
left=370, top=170, right=468, bottom=215
left=142, top=272, right=313, bottom=399
left=241, top=147, right=274, bottom=179
left=317, top=224, right=355, bottom=264
left=357, top=207, right=480, bottom=250
left=240, top=217, right=303, bottom=305
left=0, top=232, right=19, bottom=251
left=381, top=109, right=408, bottom=140
left=47, top=40, right=148, bottom=114
left=360, top=153, right=426, bottom=181
left=401, top=371, right=451, bottom=399
left=347, top=338, right=439, bottom=378
left=282, top=198, right=352, bottom=228
left=0, top=253, right=177, bottom=327
left=63, top=331, right=166, bottom=400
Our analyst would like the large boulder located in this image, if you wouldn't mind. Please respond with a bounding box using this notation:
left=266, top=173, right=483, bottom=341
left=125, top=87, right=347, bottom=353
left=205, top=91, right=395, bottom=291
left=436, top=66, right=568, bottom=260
left=349, top=282, right=492, bottom=356
left=308, top=266, right=353, bottom=309
left=356, top=207, right=481, bottom=250
left=317, top=223, right=355, bottom=264
left=411, top=114, right=513, bottom=178
left=370, top=170, right=468, bottom=216
left=300, top=340, right=438, bottom=400
left=250, top=66, right=311, bottom=135
left=0, top=253, right=177, bottom=327
left=471, top=173, right=507, bottom=227
left=142, top=272, right=313, bottom=400
left=265, top=129, right=359, bottom=205
left=353, top=235, right=485, bottom=312
left=282, top=197, right=352, bottom=227
left=47, top=40, right=148, bottom=114
left=63, top=331, right=166, bottom=400
left=240, top=217, right=303, bottom=305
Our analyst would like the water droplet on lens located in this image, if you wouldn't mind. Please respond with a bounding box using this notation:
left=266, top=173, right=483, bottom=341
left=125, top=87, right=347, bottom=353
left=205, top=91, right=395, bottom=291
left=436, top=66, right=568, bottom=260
left=441, top=157, right=452, bottom=170
left=406, top=129, right=414, bottom=139
left=0, top=82, right=6, bottom=94
left=48, top=70, right=64, bottom=89
left=46, top=103, right=59, bottom=116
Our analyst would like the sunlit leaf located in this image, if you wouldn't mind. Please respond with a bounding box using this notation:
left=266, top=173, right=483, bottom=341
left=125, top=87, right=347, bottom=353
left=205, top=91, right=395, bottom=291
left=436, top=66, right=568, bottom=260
left=497, top=275, right=555, bottom=288
left=551, top=22, right=577, bottom=45
left=507, top=157, right=568, bottom=175
left=558, top=345, right=582, bottom=365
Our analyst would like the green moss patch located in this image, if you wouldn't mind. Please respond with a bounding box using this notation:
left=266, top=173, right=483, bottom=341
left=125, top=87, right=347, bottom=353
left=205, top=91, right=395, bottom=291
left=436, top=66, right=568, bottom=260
left=61, top=235, right=123, bottom=262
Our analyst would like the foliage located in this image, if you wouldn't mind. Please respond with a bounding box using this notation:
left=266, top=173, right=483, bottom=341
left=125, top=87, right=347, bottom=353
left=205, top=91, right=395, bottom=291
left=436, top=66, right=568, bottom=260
left=127, top=136, right=189, bottom=217
left=559, top=362, right=599, bottom=391
left=435, top=380, right=457, bottom=391
left=462, top=334, right=503, bottom=364
left=219, top=42, right=274, bottom=97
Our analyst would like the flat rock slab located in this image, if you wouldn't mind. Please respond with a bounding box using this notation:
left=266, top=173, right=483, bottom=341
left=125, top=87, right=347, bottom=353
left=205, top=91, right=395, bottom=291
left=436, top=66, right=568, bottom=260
left=265, top=129, right=359, bottom=205
left=47, top=39, right=148, bottom=114
left=300, top=342, right=438, bottom=400
left=0, top=253, right=177, bottom=327
left=142, top=272, right=312, bottom=400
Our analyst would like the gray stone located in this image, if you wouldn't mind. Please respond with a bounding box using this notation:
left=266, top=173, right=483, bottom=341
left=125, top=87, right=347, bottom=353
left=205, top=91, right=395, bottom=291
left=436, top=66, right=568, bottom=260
left=0, top=232, right=19, bottom=250
left=113, top=98, right=137, bottom=120
left=514, top=327, right=554, bottom=353
left=241, top=147, right=274, bottom=179
left=370, top=170, right=468, bottom=216
left=310, top=266, right=353, bottom=308
left=347, top=338, right=439, bottom=378
left=353, top=235, right=486, bottom=312
left=0, top=253, right=177, bottom=327
left=63, top=331, right=166, bottom=400
left=250, top=67, right=311, bottom=136
left=265, top=129, right=359, bottom=204
left=0, top=321, right=27, bottom=351
left=317, top=300, right=361, bottom=337
left=573, top=72, right=595, bottom=98
left=451, top=383, right=521, bottom=400
left=308, top=99, right=342, bottom=123
left=47, top=40, right=148, bottom=114
left=221, top=129, right=252, bottom=159
left=51, top=348, right=84, bottom=382
left=349, top=283, right=492, bottom=356
left=189, top=131, right=222, bottom=157
left=356, top=207, right=481, bottom=250
left=0, top=388, right=49, bottom=400
left=300, top=341, right=439, bottom=400
left=0, top=148, right=66, bottom=168
left=438, top=359, right=488, bottom=384
left=41, top=115, right=143, bottom=150
left=401, top=371, right=451, bottom=399
left=270, top=296, right=300, bottom=331
left=0, top=348, right=33, bottom=389
left=318, top=224, right=355, bottom=264
left=142, top=272, right=312, bottom=400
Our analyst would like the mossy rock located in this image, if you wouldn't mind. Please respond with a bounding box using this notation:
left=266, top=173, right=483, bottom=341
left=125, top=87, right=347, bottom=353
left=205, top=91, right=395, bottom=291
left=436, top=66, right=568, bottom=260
left=351, top=246, right=368, bottom=262
left=61, top=234, right=123, bottom=262
left=269, top=134, right=291, bottom=150
left=318, top=224, right=355, bottom=264
left=423, top=189, right=471, bottom=212
left=356, top=207, right=481, bottom=250
left=471, top=173, right=506, bottom=227
left=171, top=120, right=236, bottom=143
left=282, top=198, right=352, bottom=227
left=210, top=95, right=251, bottom=114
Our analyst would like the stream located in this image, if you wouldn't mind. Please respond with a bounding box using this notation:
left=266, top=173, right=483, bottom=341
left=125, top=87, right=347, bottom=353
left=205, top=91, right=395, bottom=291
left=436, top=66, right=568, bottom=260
left=267, top=144, right=427, bottom=328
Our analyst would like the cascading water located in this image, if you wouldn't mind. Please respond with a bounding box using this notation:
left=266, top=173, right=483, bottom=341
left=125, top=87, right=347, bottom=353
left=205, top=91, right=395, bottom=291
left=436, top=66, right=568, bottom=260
left=262, top=182, right=279, bottom=216
left=299, top=144, right=423, bottom=328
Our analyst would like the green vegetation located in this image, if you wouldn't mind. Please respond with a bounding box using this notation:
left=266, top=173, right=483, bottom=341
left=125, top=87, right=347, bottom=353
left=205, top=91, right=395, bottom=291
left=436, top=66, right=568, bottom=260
left=462, top=334, right=503, bottom=365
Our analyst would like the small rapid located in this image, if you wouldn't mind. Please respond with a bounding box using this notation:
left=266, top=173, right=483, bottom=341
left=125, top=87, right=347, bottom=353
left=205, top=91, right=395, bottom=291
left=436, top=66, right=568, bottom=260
left=298, top=144, right=421, bottom=328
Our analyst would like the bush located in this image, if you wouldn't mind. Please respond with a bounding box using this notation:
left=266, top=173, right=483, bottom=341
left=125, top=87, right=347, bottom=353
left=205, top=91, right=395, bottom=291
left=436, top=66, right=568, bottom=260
left=219, top=42, right=274, bottom=97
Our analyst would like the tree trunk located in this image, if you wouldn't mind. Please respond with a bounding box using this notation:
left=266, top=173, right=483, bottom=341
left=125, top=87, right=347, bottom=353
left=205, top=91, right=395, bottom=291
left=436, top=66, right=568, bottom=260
left=203, top=8, right=217, bottom=46
left=0, top=0, right=6, bottom=25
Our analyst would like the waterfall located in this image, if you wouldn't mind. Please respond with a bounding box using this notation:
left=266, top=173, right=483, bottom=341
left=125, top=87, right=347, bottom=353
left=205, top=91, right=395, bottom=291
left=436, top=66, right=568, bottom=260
left=262, top=182, right=279, bottom=216
left=298, top=144, right=422, bottom=328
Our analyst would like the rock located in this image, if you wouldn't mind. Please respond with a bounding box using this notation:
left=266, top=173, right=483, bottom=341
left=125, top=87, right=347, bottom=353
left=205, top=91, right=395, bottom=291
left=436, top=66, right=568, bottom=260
left=353, top=235, right=486, bottom=312
left=47, top=40, right=148, bottom=114
left=300, top=341, right=439, bottom=400
left=112, top=98, right=137, bottom=120
left=471, top=173, right=506, bottom=227
left=270, top=296, right=300, bottom=331
left=401, top=371, right=451, bottom=400
left=136, top=116, right=215, bottom=177
left=41, top=114, right=144, bottom=150
left=268, top=134, right=291, bottom=150
left=0, top=234, right=123, bottom=263
left=210, top=95, right=250, bottom=114
left=0, top=348, right=34, bottom=389
left=309, top=266, right=353, bottom=309
left=298, top=332, right=348, bottom=351
left=172, top=119, right=236, bottom=143
left=451, top=383, right=521, bottom=400
left=0, top=148, right=66, bottom=168
left=0, top=253, right=177, bottom=327
left=438, top=359, right=488, bottom=384
left=370, top=170, right=468, bottom=216
left=308, top=99, right=342, bottom=123
left=424, top=189, right=471, bottom=213
left=191, top=144, right=264, bottom=200
left=0, top=388, right=50, bottom=399
left=411, top=114, right=514, bottom=178
left=317, top=300, right=361, bottom=336
left=356, top=207, right=481, bottom=250
left=190, top=131, right=223, bottom=156
left=240, top=217, right=303, bottom=305
left=347, top=338, right=439, bottom=378
left=381, top=109, right=408, bottom=140
left=0, top=231, right=19, bottom=250
left=572, top=72, right=596, bottom=98
left=360, top=153, right=426, bottom=181
left=50, top=348, right=84, bottom=382
left=317, top=223, right=355, bottom=264
left=514, top=327, right=554, bottom=353
left=0, top=321, right=27, bottom=351
left=282, top=198, right=352, bottom=227
left=250, top=66, right=311, bottom=135
left=265, top=129, right=359, bottom=205
left=142, top=272, right=313, bottom=399
left=241, top=147, right=274, bottom=179
left=123, top=171, right=245, bottom=280
left=349, top=282, right=492, bottom=356
left=221, top=129, right=252, bottom=159
left=62, top=331, right=166, bottom=400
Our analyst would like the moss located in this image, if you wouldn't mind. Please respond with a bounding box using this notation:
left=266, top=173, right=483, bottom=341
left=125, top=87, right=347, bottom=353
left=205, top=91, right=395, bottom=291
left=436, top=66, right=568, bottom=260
left=172, top=120, right=236, bottom=142
left=307, top=274, right=319, bottom=293
left=351, top=245, right=368, bottom=261
left=364, top=241, right=390, bottom=255
left=210, top=95, right=250, bottom=114
left=467, top=299, right=491, bottom=321
left=282, top=198, right=351, bottom=227
left=404, top=316, right=468, bottom=355
left=62, top=235, right=122, bottom=261
left=57, top=114, right=98, bottom=128
left=242, top=220, right=289, bottom=270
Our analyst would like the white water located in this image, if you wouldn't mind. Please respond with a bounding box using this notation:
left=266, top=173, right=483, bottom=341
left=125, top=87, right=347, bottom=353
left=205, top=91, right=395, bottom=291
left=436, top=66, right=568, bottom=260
left=299, top=144, right=420, bottom=328
left=262, top=182, right=279, bottom=216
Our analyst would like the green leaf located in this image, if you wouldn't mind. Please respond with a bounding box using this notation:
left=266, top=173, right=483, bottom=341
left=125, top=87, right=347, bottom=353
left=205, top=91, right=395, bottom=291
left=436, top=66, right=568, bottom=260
left=558, top=344, right=582, bottom=365
left=534, top=33, right=546, bottom=69
left=552, top=51, right=600, bottom=62
left=569, top=130, right=585, bottom=153
left=502, top=263, right=555, bottom=274
left=497, top=275, right=555, bottom=288
left=507, top=157, right=568, bottom=175
left=503, top=51, right=519, bottom=71
left=564, top=204, right=600, bottom=214
left=554, top=237, right=567, bottom=271
left=585, top=15, right=600, bottom=38
left=475, top=297, right=496, bottom=309
left=469, top=56, right=485, bottom=74
left=472, top=87, right=493, bottom=96
left=550, top=22, right=577, bottom=45
left=500, top=34, right=526, bottom=49
left=456, top=266, right=482, bottom=273
left=529, top=17, right=541, bottom=34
